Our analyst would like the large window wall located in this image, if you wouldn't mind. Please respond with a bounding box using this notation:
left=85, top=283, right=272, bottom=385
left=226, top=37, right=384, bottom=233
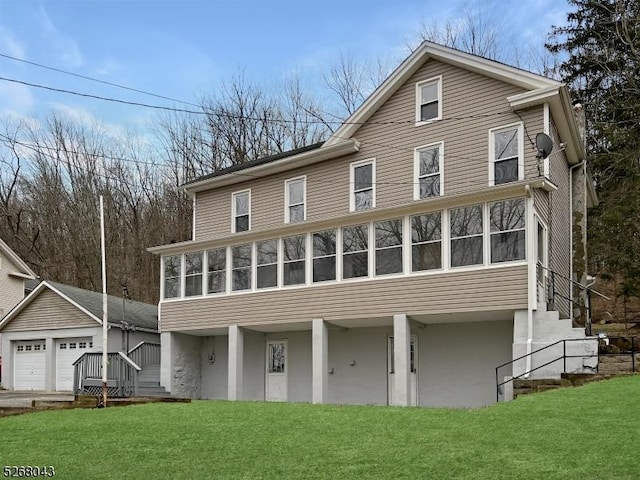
left=162, top=197, right=527, bottom=300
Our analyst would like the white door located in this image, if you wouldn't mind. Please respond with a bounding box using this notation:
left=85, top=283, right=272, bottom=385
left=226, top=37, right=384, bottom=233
left=536, top=219, right=548, bottom=304
left=56, top=338, right=92, bottom=391
left=14, top=340, right=46, bottom=390
left=265, top=340, right=287, bottom=402
left=388, top=335, right=418, bottom=406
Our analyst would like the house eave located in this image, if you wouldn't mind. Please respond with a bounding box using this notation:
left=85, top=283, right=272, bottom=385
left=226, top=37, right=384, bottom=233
left=148, top=179, right=554, bottom=256
left=183, top=139, right=360, bottom=195
left=0, top=237, right=37, bottom=278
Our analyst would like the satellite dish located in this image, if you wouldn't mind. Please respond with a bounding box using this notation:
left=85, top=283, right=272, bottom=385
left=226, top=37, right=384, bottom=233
left=536, top=133, right=554, bottom=159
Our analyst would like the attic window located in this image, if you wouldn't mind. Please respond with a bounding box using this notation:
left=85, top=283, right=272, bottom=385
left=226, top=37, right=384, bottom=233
left=416, top=77, right=442, bottom=124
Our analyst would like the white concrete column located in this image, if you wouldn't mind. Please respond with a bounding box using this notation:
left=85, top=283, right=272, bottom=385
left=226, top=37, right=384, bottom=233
left=228, top=325, right=244, bottom=401
left=393, top=313, right=411, bottom=407
left=312, top=318, right=328, bottom=404
left=45, top=337, right=55, bottom=391
left=160, top=332, right=173, bottom=392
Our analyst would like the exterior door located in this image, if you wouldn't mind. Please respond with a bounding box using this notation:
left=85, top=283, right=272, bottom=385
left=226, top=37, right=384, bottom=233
left=536, top=218, right=548, bottom=304
left=14, top=340, right=46, bottom=390
left=388, top=335, right=417, bottom=406
left=265, top=340, right=287, bottom=402
left=55, top=338, right=92, bottom=391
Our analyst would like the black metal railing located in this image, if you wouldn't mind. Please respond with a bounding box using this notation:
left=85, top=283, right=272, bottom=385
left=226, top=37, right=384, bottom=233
left=72, top=352, right=141, bottom=397
left=128, top=342, right=161, bottom=369
left=495, top=338, right=599, bottom=402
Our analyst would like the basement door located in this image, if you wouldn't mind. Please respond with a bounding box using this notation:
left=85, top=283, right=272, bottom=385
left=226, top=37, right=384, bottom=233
left=265, top=340, right=287, bottom=402
left=387, top=335, right=417, bottom=406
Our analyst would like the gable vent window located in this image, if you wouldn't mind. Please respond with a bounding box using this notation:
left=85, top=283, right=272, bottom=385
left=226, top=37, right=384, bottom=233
left=416, top=77, right=442, bottom=123
left=232, top=190, right=251, bottom=233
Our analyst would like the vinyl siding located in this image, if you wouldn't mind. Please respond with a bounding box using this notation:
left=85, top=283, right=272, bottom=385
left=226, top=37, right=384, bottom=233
left=548, top=119, right=572, bottom=318
left=2, top=289, right=98, bottom=332
left=194, top=59, right=543, bottom=242
left=0, top=250, right=25, bottom=319
left=160, top=264, right=528, bottom=331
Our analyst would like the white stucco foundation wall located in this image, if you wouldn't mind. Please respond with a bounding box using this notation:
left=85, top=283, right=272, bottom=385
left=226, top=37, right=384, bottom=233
left=417, top=320, right=513, bottom=408
left=200, top=335, right=228, bottom=399
left=161, top=332, right=201, bottom=398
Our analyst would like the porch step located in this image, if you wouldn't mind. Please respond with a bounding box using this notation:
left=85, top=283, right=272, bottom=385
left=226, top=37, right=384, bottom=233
left=136, top=382, right=171, bottom=397
left=139, top=364, right=160, bottom=383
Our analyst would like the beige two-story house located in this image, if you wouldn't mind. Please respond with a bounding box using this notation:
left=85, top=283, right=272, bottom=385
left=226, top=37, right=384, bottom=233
left=149, top=42, right=598, bottom=408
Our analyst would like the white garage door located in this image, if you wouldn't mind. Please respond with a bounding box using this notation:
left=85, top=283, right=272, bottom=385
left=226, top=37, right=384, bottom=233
left=14, top=340, right=46, bottom=390
left=56, top=338, right=93, bottom=391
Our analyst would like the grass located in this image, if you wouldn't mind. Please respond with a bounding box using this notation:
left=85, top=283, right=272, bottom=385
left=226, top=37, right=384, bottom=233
left=1, top=376, right=639, bottom=480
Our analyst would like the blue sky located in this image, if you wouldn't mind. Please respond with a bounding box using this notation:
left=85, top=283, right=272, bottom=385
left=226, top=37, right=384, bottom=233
left=0, top=0, right=571, bottom=134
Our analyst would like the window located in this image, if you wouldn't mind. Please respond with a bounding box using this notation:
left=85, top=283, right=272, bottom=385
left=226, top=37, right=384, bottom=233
left=450, top=205, right=483, bottom=267
left=342, top=224, right=369, bottom=279
left=69, top=342, right=77, bottom=349
left=232, top=190, right=250, bottom=233
left=163, top=255, right=181, bottom=299
left=207, top=248, right=226, bottom=294
left=313, top=230, right=337, bottom=282
left=79, top=342, right=87, bottom=348
left=42, top=344, right=46, bottom=351
left=350, top=160, right=375, bottom=211
left=232, top=244, right=252, bottom=291
left=17, top=345, right=24, bottom=352
left=185, top=252, right=203, bottom=297
left=89, top=342, right=93, bottom=348
left=414, top=143, right=443, bottom=199
left=490, top=198, right=526, bottom=263
left=285, top=177, right=306, bottom=223
left=257, top=239, right=278, bottom=289
left=411, top=212, right=442, bottom=271
left=34, top=344, right=41, bottom=351
left=59, top=343, right=67, bottom=350
left=25, top=345, right=32, bottom=351
left=416, top=77, right=441, bottom=123
left=490, top=124, right=523, bottom=185
left=375, top=219, right=403, bottom=275
left=283, top=235, right=306, bottom=286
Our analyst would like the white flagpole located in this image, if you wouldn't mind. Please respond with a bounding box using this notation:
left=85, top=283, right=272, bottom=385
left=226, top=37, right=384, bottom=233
left=100, top=195, right=108, bottom=406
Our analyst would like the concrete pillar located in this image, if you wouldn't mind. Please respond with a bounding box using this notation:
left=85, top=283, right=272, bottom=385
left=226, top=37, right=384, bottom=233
left=312, top=318, right=328, bottom=404
left=160, top=332, right=173, bottom=392
left=393, top=313, right=411, bottom=407
left=228, top=325, right=244, bottom=401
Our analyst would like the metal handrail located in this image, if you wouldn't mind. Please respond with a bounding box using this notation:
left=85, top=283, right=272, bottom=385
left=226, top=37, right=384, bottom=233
left=537, top=262, right=609, bottom=299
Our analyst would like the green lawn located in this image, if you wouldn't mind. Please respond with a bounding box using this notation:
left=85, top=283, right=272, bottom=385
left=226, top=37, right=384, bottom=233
left=1, top=376, right=639, bottom=480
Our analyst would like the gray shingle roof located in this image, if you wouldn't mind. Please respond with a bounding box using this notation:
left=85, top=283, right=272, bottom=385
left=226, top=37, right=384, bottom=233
left=48, top=281, right=158, bottom=331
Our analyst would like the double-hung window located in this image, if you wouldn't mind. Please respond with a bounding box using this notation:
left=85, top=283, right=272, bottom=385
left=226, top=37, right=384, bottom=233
left=450, top=205, right=483, bottom=267
left=283, top=235, right=306, bottom=286
left=416, top=77, right=442, bottom=123
left=411, top=212, right=442, bottom=271
left=350, top=159, right=375, bottom=211
left=231, top=244, right=252, bottom=291
left=342, top=224, right=369, bottom=279
left=184, top=252, right=203, bottom=297
left=163, top=255, right=181, bottom=299
left=285, top=177, right=306, bottom=223
left=232, top=190, right=250, bottom=233
left=490, top=124, right=523, bottom=185
left=414, top=143, right=443, bottom=199
left=375, top=219, right=403, bottom=275
left=257, top=239, right=278, bottom=289
left=313, top=230, right=337, bottom=282
left=490, top=198, right=526, bottom=263
left=207, top=247, right=226, bottom=294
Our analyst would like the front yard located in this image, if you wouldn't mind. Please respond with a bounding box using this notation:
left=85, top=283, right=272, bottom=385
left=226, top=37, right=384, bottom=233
left=1, top=376, right=638, bottom=479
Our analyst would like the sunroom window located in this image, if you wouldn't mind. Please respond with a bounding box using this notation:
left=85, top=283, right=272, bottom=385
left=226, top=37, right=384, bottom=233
left=163, top=255, right=181, bottom=299
left=450, top=205, right=483, bottom=267
left=490, top=198, right=526, bottom=263
left=231, top=244, right=252, bottom=291
left=184, top=252, right=203, bottom=297
left=283, top=235, right=306, bottom=286
left=257, top=239, right=278, bottom=289
left=411, top=212, right=442, bottom=271
left=342, top=224, right=369, bottom=279
left=207, top=247, right=226, bottom=294
left=375, top=219, right=403, bottom=275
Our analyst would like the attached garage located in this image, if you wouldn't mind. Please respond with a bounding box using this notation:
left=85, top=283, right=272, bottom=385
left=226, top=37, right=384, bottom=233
left=0, top=280, right=159, bottom=392
left=55, top=337, right=93, bottom=391
left=14, top=340, right=46, bottom=390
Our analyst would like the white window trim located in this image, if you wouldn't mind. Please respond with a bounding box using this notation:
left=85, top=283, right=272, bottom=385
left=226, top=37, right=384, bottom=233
left=231, top=189, right=251, bottom=233
left=415, top=75, right=443, bottom=125
left=488, top=122, right=525, bottom=186
left=410, top=211, right=444, bottom=273
left=205, top=247, right=227, bottom=296
left=413, top=141, right=445, bottom=200
left=284, top=176, right=307, bottom=224
left=543, top=103, right=551, bottom=178
left=349, top=158, right=376, bottom=212
left=449, top=204, right=485, bottom=269
left=184, top=251, right=204, bottom=297
left=341, top=224, right=370, bottom=281
left=256, top=238, right=279, bottom=290
left=489, top=198, right=527, bottom=265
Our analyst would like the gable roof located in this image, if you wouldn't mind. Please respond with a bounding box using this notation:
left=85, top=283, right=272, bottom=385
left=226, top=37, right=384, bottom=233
left=325, top=41, right=585, bottom=165
left=0, top=280, right=158, bottom=332
left=0, top=237, right=36, bottom=279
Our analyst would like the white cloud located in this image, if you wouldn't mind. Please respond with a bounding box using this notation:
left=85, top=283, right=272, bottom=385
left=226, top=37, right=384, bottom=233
left=37, top=5, right=83, bottom=68
left=0, top=27, right=26, bottom=59
left=0, top=81, right=35, bottom=115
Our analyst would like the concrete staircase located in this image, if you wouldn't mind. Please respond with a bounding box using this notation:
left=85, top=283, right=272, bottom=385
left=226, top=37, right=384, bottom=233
left=513, top=372, right=635, bottom=398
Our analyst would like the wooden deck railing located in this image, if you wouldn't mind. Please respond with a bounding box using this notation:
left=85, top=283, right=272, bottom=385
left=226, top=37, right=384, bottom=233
left=72, top=352, right=141, bottom=397
left=128, top=342, right=161, bottom=369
